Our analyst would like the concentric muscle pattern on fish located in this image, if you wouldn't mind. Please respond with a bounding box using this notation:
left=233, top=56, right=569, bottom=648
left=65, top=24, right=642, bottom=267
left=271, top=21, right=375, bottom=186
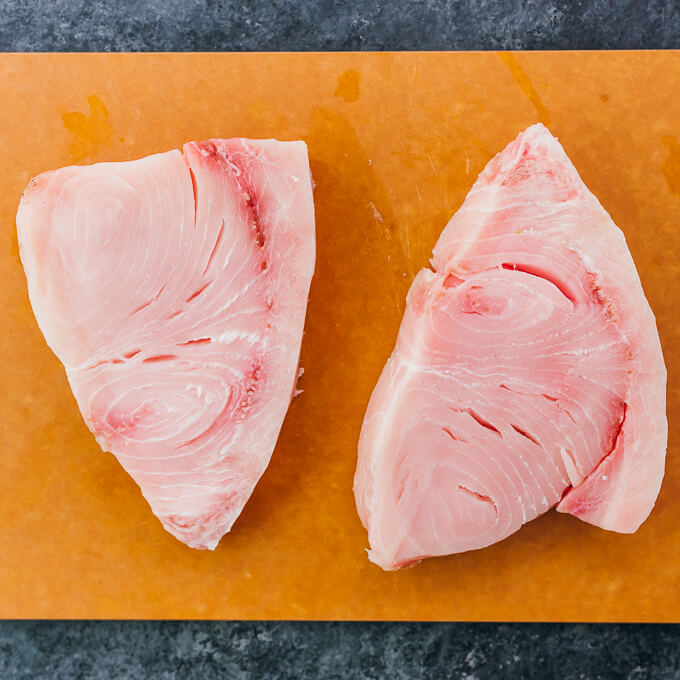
left=17, top=138, right=315, bottom=549
left=354, top=124, right=667, bottom=571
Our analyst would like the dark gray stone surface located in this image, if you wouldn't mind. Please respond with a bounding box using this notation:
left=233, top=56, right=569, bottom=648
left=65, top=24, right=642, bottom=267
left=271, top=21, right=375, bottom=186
left=2, top=1, right=680, bottom=678
left=1, top=622, right=680, bottom=679
left=0, top=0, right=679, bottom=51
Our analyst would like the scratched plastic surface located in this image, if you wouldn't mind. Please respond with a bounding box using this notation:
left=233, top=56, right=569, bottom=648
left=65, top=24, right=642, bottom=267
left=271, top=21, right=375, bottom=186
left=1, top=52, right=679, bottom=621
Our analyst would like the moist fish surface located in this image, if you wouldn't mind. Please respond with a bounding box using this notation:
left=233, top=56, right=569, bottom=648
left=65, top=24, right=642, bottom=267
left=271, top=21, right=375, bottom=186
left=17, top=138, right=315, bottom=549
left=354, top=124, right=667, bottom=571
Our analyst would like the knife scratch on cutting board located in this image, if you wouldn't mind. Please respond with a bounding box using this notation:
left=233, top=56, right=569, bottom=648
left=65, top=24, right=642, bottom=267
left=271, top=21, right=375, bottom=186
left=401, top=218, right=412, bottom=260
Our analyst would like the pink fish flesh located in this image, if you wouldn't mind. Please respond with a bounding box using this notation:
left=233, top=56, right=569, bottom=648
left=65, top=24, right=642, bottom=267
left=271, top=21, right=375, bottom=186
left=17, top=139, right=315, bottom=549
left=354, top=124, right=667, bottom=571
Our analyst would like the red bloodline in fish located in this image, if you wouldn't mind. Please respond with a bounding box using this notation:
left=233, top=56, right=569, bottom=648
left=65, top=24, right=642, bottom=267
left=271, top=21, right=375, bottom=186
left=185, top=281, right=212, bottom=303
left=188, top=167, right=198, bottom=224
left=510, top=424, right=541, bottom=447
left=605, top=402, right=627, bottom=458
left=239, top=364, right=262, bottom=415
left=142, top=354, right=179, bottom=363
left=449, top=406, right=502, bottom=437
left=177, top=338, right=212, bottom=346
left=441, top=427, right=468, bottom=443
left=130, top=283, right=168, bottom=316
left=457, top=485, right=498, bottom=514
left=202, top=219, right=225, bottom=277
left=501, top=262, right=575, bottom=303
left=85, top=358, right=124, bottom=370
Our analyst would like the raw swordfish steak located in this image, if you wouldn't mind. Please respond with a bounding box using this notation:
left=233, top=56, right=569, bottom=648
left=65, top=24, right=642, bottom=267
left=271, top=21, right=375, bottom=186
left=354, top=124, right=667, bottom=571
left=17, top=138, right=315, bottom=549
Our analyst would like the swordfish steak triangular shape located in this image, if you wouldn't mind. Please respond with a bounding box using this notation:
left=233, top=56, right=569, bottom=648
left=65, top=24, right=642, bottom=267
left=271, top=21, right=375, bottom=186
left=17, top=139, right=315, bottom=549
left=354, top=124, right=667, bottom=570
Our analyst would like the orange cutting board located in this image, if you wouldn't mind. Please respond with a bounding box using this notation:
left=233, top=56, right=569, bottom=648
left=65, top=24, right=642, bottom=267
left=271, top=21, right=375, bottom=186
left=1, top=52, right=679, bottom=621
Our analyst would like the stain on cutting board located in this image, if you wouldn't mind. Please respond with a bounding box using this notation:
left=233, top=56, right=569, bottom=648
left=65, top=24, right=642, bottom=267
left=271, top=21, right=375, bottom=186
left=62, top=95, right=114, bottom=161
left=335, top=69, right=361, bottom=103
left=662, top=135, right=680, bottom=197
left=498, top=52, right=551, bottom=125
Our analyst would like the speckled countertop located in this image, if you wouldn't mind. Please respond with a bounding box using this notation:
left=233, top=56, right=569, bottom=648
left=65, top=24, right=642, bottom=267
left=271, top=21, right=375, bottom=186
left=1, top=0, right=679, bottom=51
left=1, top=1, right=679, bottom=678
